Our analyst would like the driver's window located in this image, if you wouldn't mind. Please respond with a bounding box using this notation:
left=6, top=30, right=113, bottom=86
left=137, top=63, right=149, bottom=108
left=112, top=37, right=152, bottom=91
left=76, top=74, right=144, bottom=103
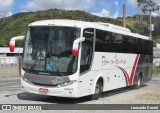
left=80, top=28, right=94, bottom=73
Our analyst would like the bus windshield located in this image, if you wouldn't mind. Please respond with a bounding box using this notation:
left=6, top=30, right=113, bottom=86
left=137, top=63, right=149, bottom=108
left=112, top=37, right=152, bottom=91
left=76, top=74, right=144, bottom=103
left=22, top=26, right=80, bottom=75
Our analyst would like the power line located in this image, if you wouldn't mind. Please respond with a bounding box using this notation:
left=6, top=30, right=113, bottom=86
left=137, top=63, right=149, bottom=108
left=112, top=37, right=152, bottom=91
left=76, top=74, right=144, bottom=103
left=30, top=0, right=54, bottom=9
left=0, top=11, right=8, bottom=14
left=0, top=14, right=5, bottom=18
left=0, top=10, right=8, bottom=18
left=30, top=0, right=47, bottom=9
left=34, top=0, right=51, bottom=8
left=31, top=0, right=62, bottom=16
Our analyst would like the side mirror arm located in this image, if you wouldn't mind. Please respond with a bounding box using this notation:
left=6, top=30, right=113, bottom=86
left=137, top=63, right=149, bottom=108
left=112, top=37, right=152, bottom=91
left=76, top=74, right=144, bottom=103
left=72, top=37, right=85, bottom=56
left=9, top=36, right=25, bottom=52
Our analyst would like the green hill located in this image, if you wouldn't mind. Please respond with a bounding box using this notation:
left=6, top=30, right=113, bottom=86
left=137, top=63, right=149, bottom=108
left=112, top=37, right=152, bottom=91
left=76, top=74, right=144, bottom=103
left=0, top=9, right=160, bottom=46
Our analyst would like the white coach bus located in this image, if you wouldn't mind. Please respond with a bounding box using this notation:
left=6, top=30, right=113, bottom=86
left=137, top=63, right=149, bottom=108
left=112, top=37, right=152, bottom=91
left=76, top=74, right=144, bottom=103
left=10, top=19, right=153, bottom=99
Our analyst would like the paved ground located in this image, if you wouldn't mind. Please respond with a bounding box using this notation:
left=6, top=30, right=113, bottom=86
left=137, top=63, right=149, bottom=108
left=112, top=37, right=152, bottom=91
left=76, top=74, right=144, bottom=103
left=0, top=76, right=160, bottom=113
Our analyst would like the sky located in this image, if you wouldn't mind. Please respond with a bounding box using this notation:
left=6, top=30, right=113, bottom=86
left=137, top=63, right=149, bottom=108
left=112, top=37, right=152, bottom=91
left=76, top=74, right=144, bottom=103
left=0, top=0, right=160, bottom=18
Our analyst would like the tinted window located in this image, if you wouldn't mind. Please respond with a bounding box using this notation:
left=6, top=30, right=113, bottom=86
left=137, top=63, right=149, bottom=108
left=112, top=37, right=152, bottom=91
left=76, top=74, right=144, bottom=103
left=80, top=28, right=94, bottom=73
left=22, top=27, right=80, bottom=75
left=95, top=29, right=112, bottom=52
left=95, top=29, right=153, bottom=55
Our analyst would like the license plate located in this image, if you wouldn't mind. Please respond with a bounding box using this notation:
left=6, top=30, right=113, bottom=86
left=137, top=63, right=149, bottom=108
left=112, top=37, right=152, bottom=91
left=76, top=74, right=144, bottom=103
left=39, top=88, right=48, bottom=93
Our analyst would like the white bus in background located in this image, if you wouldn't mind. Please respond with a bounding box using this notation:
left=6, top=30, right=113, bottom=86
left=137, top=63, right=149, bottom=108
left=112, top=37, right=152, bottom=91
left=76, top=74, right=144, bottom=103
left=10, top=19, right=153, bottom=99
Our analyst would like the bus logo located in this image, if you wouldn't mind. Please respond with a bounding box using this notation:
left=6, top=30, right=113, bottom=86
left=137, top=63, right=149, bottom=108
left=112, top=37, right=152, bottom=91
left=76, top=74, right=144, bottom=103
left=102, top=55, right=126, bottom=66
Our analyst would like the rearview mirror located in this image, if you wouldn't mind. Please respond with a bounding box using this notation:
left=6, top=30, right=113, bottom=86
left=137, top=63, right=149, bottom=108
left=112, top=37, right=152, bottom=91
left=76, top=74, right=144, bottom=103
left=72, top=37, right=85, bottom=56
left=9, top=36, right=25, bottom=52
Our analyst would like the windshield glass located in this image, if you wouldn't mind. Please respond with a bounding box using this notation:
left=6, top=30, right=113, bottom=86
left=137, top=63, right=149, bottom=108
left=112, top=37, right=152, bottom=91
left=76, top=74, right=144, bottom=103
left=22, top=26, right=80, bottom=75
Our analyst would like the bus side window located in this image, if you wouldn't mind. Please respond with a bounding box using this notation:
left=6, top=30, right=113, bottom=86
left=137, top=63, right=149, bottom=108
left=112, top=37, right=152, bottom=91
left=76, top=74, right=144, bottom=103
left=111, top=33, right=123, bottom=52
left=80, top=28, right=94, bottom=73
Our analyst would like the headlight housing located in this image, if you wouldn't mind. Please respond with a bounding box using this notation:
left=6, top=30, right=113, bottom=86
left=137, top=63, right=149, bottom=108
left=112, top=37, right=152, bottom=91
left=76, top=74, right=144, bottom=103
left=22, top=76, right=30, bottom=83
left=58, top=80, right=77, bottom=87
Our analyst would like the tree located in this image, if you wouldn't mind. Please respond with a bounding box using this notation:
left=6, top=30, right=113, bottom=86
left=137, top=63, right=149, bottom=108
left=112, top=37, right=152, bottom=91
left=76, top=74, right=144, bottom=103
left=137, top=0, right=160, bottom=14
left=137, top=0, right=160, bottom=39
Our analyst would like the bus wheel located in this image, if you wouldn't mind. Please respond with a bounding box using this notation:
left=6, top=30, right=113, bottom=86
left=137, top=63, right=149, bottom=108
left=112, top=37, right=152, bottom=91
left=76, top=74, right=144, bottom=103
left=135, top=75, right=142, bottom=89
left=89, top=81, right=102, bottom=100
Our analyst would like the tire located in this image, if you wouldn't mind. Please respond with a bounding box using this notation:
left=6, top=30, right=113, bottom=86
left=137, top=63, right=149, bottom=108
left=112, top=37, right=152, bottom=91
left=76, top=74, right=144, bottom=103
left=88, top=81, right=102, bottom=100
left=135, top=75, right=142, bottom=89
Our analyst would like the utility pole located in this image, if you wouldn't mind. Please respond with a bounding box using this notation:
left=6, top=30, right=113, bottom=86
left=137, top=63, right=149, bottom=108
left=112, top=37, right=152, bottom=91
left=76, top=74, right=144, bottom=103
left=122, top=4, right=126, bottom=28
left=149, top=10, right=154, bottom=39
left=137, top=0, right=160, bottom=40
left=142, top=9, right=154, bottom=40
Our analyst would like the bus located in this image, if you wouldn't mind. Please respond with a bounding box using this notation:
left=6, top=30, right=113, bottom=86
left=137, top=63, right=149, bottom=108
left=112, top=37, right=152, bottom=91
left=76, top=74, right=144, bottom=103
left=9, top=19, right=153, bottom=99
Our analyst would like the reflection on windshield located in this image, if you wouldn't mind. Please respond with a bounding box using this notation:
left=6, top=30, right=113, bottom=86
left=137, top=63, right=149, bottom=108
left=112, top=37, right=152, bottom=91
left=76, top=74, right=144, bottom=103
left=22, top=27, right=80, bottom=75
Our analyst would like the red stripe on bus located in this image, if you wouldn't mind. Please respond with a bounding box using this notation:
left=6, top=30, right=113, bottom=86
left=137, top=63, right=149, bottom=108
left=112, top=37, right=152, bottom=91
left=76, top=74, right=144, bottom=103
left=117, top=66, right=129, bottom=85
left=128, top=54, right=140, bottom=86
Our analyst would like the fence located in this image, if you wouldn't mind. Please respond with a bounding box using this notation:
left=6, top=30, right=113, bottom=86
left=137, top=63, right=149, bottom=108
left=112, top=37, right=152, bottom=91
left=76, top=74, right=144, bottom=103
left=0, top=57, right=20, bottom=78
left=153, top=47, right=160, bottom=70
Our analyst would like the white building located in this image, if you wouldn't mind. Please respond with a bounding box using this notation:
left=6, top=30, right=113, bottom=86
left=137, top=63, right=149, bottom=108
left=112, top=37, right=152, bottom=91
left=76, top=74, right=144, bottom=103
left=0, top=47, right=23, bottom=57
left=0, top=47, right=23, bottom=65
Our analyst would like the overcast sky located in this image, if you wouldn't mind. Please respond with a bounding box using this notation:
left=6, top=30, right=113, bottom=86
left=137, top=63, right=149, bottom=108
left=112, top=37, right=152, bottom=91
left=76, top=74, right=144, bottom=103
left=0, top=0, right=160, bottom=18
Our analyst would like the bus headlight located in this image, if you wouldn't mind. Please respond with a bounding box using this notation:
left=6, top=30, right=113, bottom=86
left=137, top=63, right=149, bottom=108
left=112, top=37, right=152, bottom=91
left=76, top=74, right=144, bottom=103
left=59, top=80, right=77, bottom=87
left=22, top=76, right=30, bottom=83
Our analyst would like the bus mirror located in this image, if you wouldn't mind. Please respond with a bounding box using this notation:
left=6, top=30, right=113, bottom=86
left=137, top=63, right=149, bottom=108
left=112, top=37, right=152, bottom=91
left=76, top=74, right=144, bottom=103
left=9, top=36, right=25, bottom=52
left=10, top=40, right=15, bottom=52
left=72, top=37, right=85, bottom=56
left=72, top=43, right=79, bottom=56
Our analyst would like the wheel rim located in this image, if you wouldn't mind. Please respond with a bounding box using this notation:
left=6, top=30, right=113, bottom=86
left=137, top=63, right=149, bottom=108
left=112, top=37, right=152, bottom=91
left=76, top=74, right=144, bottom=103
left=137, top=77, right=141, bottom=87
left=95, top=83, right=100, bottom=94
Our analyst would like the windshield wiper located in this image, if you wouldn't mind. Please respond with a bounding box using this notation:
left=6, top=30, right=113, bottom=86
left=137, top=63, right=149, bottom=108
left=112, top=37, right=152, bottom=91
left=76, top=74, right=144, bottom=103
left=29, top=52, right=43, bottom=72
left=51, top=62, right=64, bottom=76
left=55, top=67, right=63, bottom=76
left=47, top=55, right=64, bottom=76
left=29, top=59, right=39, bottom=72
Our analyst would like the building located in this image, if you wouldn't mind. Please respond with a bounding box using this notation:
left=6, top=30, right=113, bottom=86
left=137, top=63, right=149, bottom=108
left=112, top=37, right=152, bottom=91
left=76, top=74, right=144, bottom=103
left=0, top=47, right=23, bottom=57
left=0, top=47, right=23, bottom=77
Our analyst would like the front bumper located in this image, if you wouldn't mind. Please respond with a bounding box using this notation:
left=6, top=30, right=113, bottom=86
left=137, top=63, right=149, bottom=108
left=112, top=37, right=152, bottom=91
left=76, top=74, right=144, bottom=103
left=21, top=78, right=79, bottom=98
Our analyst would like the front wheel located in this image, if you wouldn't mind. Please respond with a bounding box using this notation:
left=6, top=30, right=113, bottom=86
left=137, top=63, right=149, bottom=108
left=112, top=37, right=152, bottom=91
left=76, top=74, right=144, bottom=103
left=88, top=81, right=102, bottom=100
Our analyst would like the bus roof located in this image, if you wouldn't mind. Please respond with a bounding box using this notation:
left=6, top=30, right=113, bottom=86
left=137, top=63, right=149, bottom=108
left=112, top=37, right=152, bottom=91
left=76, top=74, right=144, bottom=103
left=29, top=19, right=151, bottom=41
